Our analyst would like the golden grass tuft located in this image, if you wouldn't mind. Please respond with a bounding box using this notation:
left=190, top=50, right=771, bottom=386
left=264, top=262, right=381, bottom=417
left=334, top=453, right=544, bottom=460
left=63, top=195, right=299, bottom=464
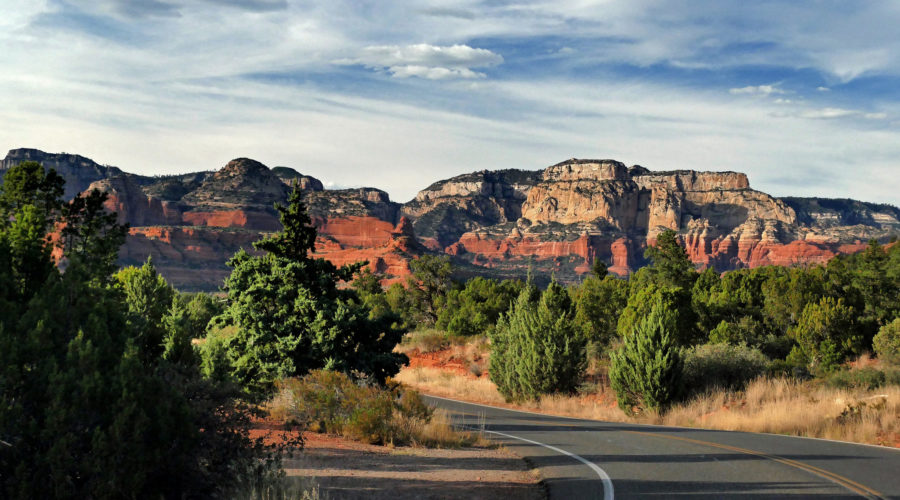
left=396, top=362, right=900, bottom=447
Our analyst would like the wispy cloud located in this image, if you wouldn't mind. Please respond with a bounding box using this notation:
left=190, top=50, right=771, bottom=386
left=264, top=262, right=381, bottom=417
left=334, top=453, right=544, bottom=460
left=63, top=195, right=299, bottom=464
left=1, top=0, right=899, bottom=205
left=729, top=84, right=785, bottom=96
left=336, top=44, right=503, bottom=80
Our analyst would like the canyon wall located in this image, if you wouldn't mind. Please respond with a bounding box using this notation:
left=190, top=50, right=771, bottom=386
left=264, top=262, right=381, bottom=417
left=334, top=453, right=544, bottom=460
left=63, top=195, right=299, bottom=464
left=3, top=149, right=898, bottom=289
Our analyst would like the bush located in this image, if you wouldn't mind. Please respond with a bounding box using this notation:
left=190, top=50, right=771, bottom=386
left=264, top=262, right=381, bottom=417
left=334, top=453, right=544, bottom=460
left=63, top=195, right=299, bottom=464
left=873, top=318, right=900, bottom=364
left=609, top=296, right=683, bottom=413
left=270, top=370, right=474, bottom=448
left=682, top=344, right=769, bottom=395
left=826, top=368, right=887, bottom=391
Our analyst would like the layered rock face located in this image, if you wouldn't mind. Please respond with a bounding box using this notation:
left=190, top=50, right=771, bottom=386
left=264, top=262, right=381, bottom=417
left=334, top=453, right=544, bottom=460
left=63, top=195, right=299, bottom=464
left=1, top=148, right=125, bottom=199
left=413, top=158, right=898, bottom=280
left=402, top=169, right=541, bottom=248
left=4, top=148, right=897, bottom=289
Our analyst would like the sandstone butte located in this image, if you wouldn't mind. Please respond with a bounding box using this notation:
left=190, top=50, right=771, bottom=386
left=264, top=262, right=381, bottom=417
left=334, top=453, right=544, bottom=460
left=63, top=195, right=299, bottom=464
left=2, top=149, right=898, bottom=290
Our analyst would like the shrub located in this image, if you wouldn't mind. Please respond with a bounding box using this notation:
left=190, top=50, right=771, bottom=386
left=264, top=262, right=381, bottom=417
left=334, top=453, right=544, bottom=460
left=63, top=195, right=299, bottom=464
left=873, top=318, right=900, bottom=364
left=489, top=281, right=585, bottom=402
left=270, top=370, right=474, bottom=448
left=826, top=368, right=886, bottom=391
left=682, top=344, right=769, bottom=395
left=609, top=296, right=683, bottom=413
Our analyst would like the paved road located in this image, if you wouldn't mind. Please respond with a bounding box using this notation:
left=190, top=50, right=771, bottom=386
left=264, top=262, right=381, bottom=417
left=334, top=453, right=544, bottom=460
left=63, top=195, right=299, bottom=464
left=425, top=395, right=900, bottom=499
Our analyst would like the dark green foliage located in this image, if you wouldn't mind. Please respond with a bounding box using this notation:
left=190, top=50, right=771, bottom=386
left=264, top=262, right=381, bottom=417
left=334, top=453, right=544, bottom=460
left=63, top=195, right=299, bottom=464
left=0, top=162, right=284, bottom=499
left=405, top=254, right=454, bottom=326
left=115, top=259, right=176, bottom=361
left=826, top=368, right=888, bottom=391
left=873, top=318, right=900, bottom=364
left=573, top=275, right=627, bottom=347
left=436, top=277, right=523, bottom=336
left=618, top=283, right=699, bottom=346
left=609, top=297, right=683, bottom=413
left=788, top=297, right=861, bottom=371
left=681, top=344, right=769, bottom=395
left=489, top=281, right=586, bottom=401
left=219, top=186, right=407, bottom=395
left=644, top=230, right=697, bottom=290
left=182, top=291, right=224, bottom=335
left=591, top=258, right=608, bottom=278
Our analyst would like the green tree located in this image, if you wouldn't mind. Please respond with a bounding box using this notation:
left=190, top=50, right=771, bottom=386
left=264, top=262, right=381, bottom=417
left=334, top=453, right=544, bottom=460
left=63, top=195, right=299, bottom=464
left=609, top=297, right=683, bottom=413
left=405, top=254, right=454, bottom=326
left=573, top=274, right=627, bottom=347
left=0, top=163, right=284, bottom=498
left=618, top=283, right=698, bottom=346
left=489, top=281, right=585, bottom=401
left=788, top=297, right=860, bottom=371
left=115, top=258, right=176, bottom=361
left=644, top=229, right=697, bottom=290
left=219, top=186, right=407, bottom=395
left=436, top=277, right=523, bottom=337
left=873, top=317, right=900, bottom=364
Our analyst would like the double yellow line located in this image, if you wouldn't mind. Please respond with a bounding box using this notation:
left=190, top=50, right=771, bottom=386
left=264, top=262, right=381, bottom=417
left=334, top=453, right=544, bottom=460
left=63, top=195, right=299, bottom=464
left=625, top=430, right=885, bottom=499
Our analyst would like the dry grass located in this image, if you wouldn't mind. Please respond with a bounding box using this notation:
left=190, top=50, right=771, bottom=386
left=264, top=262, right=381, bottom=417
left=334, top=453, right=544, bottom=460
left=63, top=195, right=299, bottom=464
left=396, top=409, right=489, bottom=448
left=395, top=366, right=506, bottom=405
left=396, top=362, right=900, bottom=447
left=658, top=378, right=900, bottom=446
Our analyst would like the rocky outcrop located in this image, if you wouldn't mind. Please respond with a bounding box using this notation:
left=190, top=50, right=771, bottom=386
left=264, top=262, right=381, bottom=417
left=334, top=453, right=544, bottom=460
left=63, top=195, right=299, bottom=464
left=1, top=148, right=126, bottom=199
left=272, top=166, right=324, bottom=191
left=402, top=169, right=541, bottom=247
left=181, top=158, right=290, bottom=209
left=432, top=158, right=897, bottom=280
left=4, top=148, right=897, bottom=289
left=89, top=176, right=183, bottom=226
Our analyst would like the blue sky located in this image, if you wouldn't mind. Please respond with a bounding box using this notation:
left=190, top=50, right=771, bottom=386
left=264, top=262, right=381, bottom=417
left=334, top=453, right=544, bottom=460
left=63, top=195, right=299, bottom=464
left=1, top=0, right=899, bottom=204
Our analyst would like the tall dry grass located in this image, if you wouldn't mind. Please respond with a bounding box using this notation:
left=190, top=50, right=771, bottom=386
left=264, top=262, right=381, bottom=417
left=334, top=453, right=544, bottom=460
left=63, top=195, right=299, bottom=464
left=396, top=364, right=900, bottom=447
left=659, top=377, right=900, bottom=445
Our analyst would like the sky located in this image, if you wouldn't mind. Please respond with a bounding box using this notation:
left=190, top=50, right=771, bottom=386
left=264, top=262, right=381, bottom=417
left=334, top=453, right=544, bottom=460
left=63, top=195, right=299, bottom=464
left=1, top=0, right=899, bottom=204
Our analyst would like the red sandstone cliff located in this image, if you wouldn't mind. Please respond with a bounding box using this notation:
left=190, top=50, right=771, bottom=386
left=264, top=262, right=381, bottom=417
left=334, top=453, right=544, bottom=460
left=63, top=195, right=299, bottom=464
left=4, top=149, right=898, bottom=289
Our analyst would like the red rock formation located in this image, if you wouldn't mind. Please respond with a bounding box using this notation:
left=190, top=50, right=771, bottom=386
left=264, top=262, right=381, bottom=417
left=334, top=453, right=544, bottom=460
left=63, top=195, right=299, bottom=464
left=90, top=176, right=182, bottom=226
left=182, top=210, right=281, bottom=230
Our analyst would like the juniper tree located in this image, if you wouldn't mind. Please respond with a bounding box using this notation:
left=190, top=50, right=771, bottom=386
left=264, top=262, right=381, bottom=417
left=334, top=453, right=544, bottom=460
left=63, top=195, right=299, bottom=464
left=489, top=281, right=585, bottom=402
left=609, top=297, right=683, bottom=413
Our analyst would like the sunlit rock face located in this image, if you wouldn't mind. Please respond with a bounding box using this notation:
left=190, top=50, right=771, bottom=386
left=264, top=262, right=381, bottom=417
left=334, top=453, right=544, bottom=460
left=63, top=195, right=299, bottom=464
left=4, top=149, right=898, bottom=289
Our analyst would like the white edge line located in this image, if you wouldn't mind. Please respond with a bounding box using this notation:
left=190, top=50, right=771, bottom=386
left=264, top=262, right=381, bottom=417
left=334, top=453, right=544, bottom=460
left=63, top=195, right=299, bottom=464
left=484, top=428, right=614, bottom=500
left=424, top=394, right=900, bottom=453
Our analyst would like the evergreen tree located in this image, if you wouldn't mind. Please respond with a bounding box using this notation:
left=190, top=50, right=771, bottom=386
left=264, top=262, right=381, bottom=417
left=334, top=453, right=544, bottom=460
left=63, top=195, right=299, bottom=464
left=644, top=229, right=697, bottom=290
left=489, top=281, right=585, bottom=401
left=405, top=254, right=454, bottom=326
left=617, top=283, right=699, bottom=346
left=609, top=297, right=683, bottom=413
left=573, top=274, right=627, bottom=347
left=219, top=185, right=407, bottom=395
left=788, top=296, right=860, bottom=371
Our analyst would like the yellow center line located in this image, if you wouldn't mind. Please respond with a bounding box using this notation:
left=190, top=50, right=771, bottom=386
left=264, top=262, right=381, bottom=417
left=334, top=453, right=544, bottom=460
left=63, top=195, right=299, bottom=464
left=625, top=430, right=884, bottom=499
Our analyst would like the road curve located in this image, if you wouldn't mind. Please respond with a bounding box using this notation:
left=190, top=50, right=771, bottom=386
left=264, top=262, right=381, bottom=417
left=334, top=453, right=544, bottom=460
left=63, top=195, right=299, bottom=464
left=425, top=395, right=900, bottom=499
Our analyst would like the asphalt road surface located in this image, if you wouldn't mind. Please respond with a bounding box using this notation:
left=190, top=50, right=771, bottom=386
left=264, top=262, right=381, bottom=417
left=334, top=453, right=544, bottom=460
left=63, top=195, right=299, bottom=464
left=425, top=395, right=900, bottom=499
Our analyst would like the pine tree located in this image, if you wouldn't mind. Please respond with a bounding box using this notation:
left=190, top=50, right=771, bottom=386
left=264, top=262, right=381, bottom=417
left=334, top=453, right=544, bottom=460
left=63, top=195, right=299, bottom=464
left=609, top=297, right=683, bottom=413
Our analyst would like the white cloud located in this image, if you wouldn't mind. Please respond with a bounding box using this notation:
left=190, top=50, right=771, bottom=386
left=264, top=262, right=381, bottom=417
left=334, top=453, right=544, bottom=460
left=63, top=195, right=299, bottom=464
left=337, top=44, right=503, bottom=80
left=800, top=107, right=859, bottom=119
left=388, top=65, right=484, bottom=80
left=729, top=85, right=784, bottom=96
